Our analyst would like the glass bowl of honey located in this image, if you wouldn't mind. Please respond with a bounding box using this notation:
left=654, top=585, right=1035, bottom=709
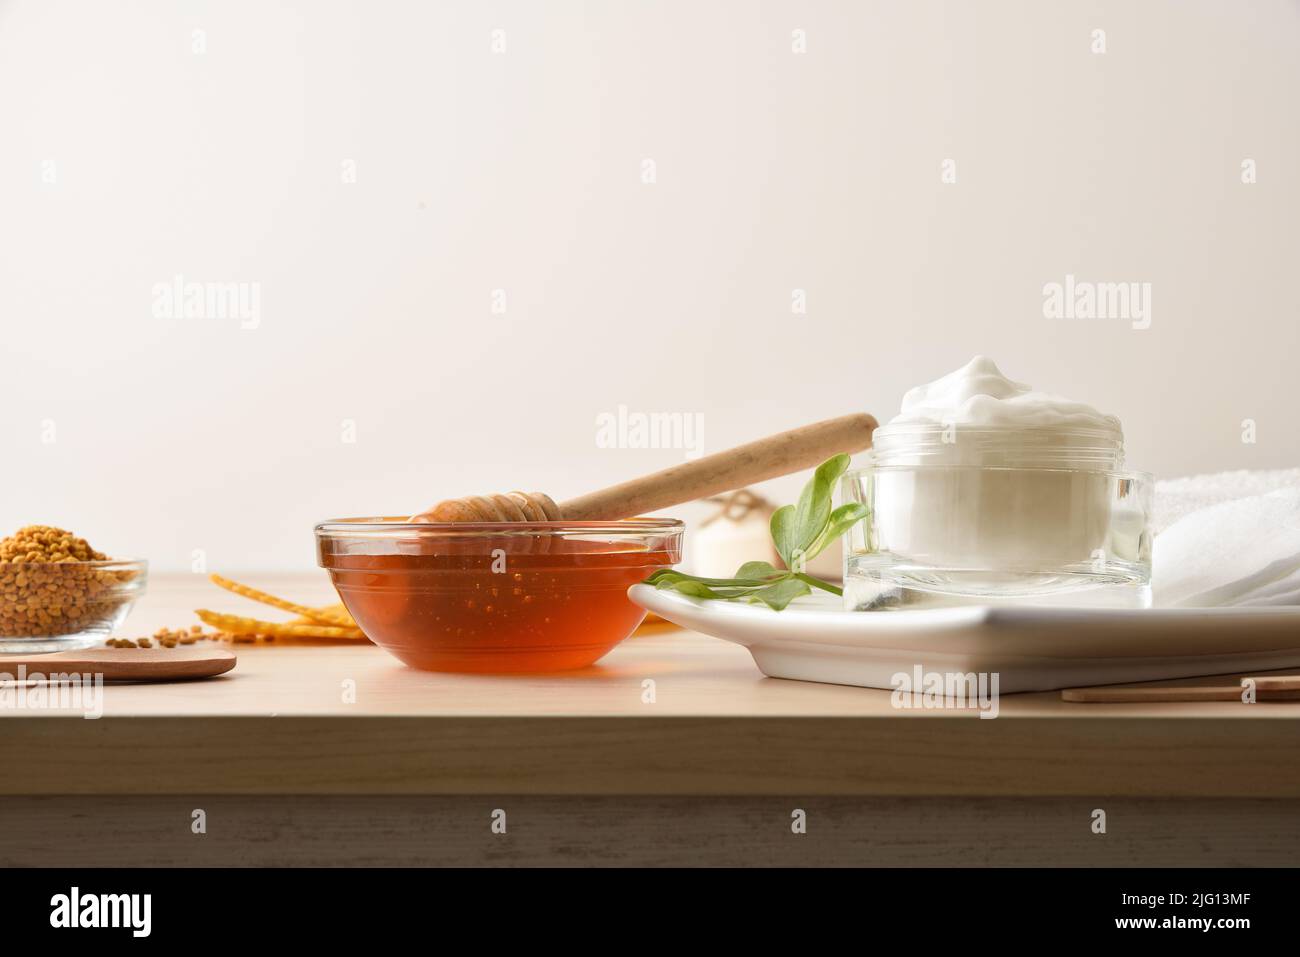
left=315, top=517, right=683, bottom=673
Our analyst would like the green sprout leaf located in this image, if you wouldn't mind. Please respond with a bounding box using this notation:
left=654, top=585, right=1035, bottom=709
left=791, top=453, right=849, bottom=552
left=769, top=504, right=799, bottom=568
left=645, top=453, right=869, bottom=612
left=735, top=560, right=781, bottom=580
left=806, top=502, right=870, bottom=561
left=745, top=576, right=811, bottom=611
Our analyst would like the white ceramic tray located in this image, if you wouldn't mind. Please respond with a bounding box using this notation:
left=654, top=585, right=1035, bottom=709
left=628, top=584, right=1300, bottom=693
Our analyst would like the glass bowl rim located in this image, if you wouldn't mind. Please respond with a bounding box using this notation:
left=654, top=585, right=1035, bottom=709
left=0, top=558, right=148, bottom=570
left=315, top=516, right=684, bottom=537
left=844, top=464, right=1153, bottom=480
left=873, top=423, right=1124, bottom=439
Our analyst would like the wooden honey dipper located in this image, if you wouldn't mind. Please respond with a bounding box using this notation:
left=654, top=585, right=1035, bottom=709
left=411, top=413, right=878, bottom=523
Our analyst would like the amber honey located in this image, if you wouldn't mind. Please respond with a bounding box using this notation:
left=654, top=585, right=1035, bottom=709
left=316, top=520, right=683, bottom=673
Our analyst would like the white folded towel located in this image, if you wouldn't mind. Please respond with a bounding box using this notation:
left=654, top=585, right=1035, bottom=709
left=1152, top=470, right=1300, bottom=608
left=1153, top=467, right=1300, bottom=533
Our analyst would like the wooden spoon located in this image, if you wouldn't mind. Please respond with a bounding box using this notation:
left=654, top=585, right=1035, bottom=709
left=1062, top=681, right=1300, bottom=703
left=0, top=647, right=236, bottom=682
left=412, top=412, right=878, bottom=522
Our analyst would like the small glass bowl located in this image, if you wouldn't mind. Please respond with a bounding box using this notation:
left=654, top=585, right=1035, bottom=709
left=315, top=517, right=684, bottom=673
left=0, top=559, right=148, bottom=653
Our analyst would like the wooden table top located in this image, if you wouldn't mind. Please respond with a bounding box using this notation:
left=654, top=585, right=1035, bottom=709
left=2, top=574, right=1298, bottom=797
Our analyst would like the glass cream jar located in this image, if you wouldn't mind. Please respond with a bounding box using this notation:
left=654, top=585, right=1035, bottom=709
left=841, top=423, right=1152, bottom=610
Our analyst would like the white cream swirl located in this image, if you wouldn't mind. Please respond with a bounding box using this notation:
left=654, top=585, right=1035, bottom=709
left=888, top=356, right=1122, bottom=435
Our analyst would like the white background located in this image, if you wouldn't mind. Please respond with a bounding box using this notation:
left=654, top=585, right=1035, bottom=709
left=1, top=0, right=1296, bottom=571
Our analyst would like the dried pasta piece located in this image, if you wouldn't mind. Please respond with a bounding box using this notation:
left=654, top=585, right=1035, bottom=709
left=208, top=574, right=353, bottom=627
left=312, top=602, right=354, bottom=624
left=195, top=608, right=365, bottom=639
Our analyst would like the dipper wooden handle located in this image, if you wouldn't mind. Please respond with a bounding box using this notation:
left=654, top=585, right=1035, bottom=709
left=558, top=413, right=877, bottom=519
left=412, top=413, right=878, bottom=523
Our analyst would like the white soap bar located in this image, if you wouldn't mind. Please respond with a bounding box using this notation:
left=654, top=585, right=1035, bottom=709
left=687, top=510, right=775, bottom=579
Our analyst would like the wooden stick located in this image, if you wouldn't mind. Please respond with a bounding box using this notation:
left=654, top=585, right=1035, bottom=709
left=1245, top=675, right=1300, bottom=692
left=558, top=413, right=878, bottom=521
left=1063, top=684, right=1300, bottom=703
left=1063, top=686, right=1245, bottom=703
